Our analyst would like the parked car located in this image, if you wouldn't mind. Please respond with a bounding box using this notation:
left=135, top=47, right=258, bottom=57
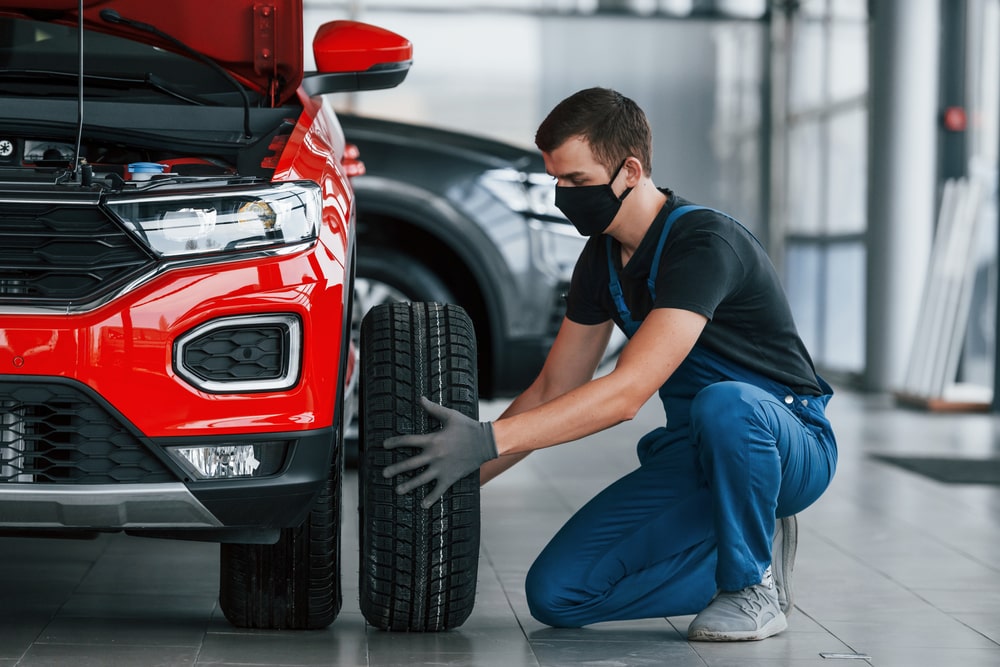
left=341, top=113, right=587, bottom=401
left=0, top=0, right=481, bottom=633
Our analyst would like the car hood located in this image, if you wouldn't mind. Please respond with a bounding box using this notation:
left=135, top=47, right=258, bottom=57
left=0, top=0, right=303, bottom=104
left=338, top=114, right=545, bottom=172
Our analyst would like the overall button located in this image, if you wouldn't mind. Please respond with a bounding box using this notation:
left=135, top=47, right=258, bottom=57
left=784, top=395, right=794, bottom=405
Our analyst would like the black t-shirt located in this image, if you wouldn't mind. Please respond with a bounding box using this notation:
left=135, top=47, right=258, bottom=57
left=566, top=193, right=823, bottom=395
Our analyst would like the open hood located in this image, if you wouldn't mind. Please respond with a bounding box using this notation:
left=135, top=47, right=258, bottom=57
left=0, top=0, right=304, bottom=104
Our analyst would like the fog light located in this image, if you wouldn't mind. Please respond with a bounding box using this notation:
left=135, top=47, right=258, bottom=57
left=169, top=441, right=288, bottom=479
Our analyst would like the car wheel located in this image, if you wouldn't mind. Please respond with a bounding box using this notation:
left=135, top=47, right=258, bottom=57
left=358, top=301, right=480, bottom=631
left=218, top=430, right=343, bottom=630
left=345, top=249, right=455, bottom=467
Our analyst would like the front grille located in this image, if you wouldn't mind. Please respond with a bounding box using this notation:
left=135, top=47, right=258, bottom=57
left=0, top=202, right=155, bottom=306
left=0, top=380, right=174, bottom=484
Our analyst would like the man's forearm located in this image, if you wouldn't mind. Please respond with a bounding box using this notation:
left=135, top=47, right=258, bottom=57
left=491, top=372, right=638, bottom=456
left=489, top=309, right=705, bottom=457
left=480, top=451, right=531, bottom=485
left=478, top=379, right=553, bottom=484
left=476, top=317, right=619, bottom=483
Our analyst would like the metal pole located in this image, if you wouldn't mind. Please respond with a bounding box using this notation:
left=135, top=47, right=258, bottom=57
left=864, top=0, right=941, bottom=392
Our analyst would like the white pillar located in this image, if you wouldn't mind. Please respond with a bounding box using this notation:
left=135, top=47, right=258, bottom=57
left=865, top=0, right=941, bottom=392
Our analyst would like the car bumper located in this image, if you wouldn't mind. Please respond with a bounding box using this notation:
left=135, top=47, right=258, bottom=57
left=0, top=248, right=349, bottom=539
left=0, top=429, right=336, bottom=541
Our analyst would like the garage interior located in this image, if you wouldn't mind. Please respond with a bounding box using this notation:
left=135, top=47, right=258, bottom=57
left=3, top=1, right=1000, bottom=665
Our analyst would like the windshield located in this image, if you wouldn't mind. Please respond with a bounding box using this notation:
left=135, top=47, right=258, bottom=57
left=0, top=17, right=254, bottom=104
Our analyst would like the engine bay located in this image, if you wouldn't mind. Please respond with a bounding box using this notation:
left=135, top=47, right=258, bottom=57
left=0, top=134, right=238, bottom=187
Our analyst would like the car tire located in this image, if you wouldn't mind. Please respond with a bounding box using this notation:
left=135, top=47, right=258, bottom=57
left=218, top=432, right=343, bottom=630
left=346, top=248, right=456, bottom=468
left=358, top=301, right=480, bottom=631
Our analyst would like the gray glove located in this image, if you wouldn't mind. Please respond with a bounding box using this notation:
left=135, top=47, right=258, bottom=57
left=382, top=396, right=498, bottom=508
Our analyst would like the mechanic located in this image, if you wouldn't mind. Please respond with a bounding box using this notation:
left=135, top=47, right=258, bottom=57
left=383, top=87, right=837, bottom=642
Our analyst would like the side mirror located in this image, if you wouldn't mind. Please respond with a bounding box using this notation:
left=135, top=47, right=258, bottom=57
left=303, top=20, right=412, bottom=96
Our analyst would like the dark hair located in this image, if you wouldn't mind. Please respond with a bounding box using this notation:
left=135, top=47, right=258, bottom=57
left=535, top=87, right=653, bottom=176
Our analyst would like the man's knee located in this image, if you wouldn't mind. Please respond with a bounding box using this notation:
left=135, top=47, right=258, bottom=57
left=691, top=382, right=762, bottom=449
left=525, top=560, right=586, bottom=628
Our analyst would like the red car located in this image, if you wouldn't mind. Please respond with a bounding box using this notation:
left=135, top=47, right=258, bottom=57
left=0, top=0, right=480, bottom=632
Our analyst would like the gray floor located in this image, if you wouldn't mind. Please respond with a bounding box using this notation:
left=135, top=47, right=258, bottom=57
left=2, top=386, right=1000, bottom=666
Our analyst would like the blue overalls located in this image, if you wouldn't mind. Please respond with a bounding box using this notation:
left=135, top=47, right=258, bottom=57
left=525, top=206, right=838, bottom=628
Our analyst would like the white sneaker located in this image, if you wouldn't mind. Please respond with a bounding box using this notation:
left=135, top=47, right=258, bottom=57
left=772, top=515, right=797, bottom=615
left=687, top=567, right=788, bottom=642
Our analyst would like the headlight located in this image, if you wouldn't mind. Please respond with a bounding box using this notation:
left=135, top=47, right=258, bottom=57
left=528, top=218, right=586, bottom=281
left=480, top=168, right=568, bottom=220
left=107, top=182, right=320, bottom=257
left=479, top=168, right=583, bottom=280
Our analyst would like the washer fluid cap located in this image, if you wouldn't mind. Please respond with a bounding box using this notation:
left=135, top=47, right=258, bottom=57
left=128, top=162, right=167, bottom=181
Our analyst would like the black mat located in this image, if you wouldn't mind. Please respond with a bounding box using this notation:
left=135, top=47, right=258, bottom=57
left=870, top=454, right=1000, bottom=485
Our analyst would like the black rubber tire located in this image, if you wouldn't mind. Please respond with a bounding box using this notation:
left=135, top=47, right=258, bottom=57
left=346, top=249, right=456, bottom=469
left=218, top=434, right=343, bottom=630
left=358, top=301, right=480, bottom=632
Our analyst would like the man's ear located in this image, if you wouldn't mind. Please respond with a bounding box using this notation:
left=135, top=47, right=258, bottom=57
left=623, top=156, right=643, bottom=186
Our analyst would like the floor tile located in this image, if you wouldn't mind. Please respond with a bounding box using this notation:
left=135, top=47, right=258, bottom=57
left=1, top=386, right=1000, bottom=665
left=16, top=644, right=198, bottom=667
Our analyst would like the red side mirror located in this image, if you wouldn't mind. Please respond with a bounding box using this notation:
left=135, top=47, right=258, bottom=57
left=313, top=20, right=412, bottom=74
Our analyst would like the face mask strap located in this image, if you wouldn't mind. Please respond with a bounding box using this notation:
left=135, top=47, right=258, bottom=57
left=610, top=159, right=633, bottom=203
left=609, top=159, right=627, bottom=183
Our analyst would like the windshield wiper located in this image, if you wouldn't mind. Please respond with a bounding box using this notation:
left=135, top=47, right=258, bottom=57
left=0, top=69, right=220, bottom=106
left=100, top=9, right=252, bottom=139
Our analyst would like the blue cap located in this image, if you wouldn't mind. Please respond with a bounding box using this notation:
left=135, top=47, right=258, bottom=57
left=128, top=162, right=167, bottom=174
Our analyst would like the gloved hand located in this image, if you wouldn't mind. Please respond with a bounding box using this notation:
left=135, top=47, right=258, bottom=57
left=382, top=396, right=498, bottom=508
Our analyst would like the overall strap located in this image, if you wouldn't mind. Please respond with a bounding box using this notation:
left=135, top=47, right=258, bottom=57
left=605, top=204, right=709, bottom=328
left=646, top=204, right=708, bottom=299
left=605, top=240, right=631, bottom=325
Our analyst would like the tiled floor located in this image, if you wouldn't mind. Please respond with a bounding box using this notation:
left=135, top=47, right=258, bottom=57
left=2, top=385, right=1000, bottom=666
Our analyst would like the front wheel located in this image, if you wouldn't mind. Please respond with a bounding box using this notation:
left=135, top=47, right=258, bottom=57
left=218, top=433, right=343, bottom=630
left=358, top=301, right=480, bottom=631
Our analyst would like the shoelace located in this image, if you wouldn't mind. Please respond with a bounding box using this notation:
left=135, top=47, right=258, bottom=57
left=720, top=584, right=773, bottom=620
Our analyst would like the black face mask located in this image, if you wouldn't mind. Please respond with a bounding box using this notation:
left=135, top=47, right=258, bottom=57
left=555, top=160, right=633, bottom=236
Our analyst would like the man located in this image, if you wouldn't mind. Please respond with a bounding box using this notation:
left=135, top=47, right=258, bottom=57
left=383, top=87, right=837, bottom=642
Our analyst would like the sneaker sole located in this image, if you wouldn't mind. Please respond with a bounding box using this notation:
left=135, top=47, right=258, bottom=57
left=687, top=612, right=788, bottom=642
left=773, top=515, right=797, bottom=616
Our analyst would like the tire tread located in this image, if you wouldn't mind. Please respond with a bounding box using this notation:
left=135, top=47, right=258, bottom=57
left=359, top=302, right=480, bottom=632
left=219, top=440, right=343, bottom=629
